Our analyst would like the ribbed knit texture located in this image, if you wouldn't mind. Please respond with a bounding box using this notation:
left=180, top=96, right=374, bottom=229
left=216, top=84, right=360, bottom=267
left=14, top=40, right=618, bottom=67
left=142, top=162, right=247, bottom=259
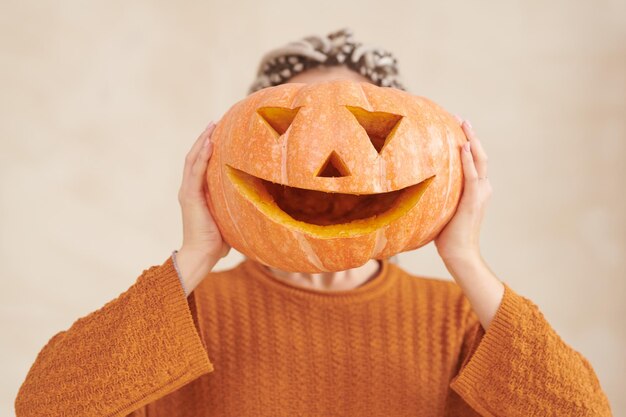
left=15, top=255, right=612, bottom=417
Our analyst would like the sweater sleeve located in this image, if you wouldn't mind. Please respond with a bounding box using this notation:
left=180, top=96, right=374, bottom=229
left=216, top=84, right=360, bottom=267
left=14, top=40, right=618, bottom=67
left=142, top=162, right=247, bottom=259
left=447, top=283, right=612, bottom=417
left=14, top=255, right=214, bottom=417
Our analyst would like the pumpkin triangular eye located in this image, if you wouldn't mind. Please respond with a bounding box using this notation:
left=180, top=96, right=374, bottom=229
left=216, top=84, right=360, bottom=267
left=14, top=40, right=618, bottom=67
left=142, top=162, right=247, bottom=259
left=346, top=106, right=403, bottom=153
left=257, top=107, right=300, bottom=136
left=316, top=151, right=351, bottom=178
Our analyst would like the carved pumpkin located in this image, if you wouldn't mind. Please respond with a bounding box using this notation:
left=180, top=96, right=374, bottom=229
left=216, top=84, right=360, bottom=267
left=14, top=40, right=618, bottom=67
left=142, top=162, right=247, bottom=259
left=206, top=80, right=466, bottom=272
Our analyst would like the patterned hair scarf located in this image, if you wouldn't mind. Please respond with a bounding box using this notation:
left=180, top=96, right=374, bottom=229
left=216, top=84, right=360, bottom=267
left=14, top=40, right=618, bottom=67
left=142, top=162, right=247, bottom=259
left=249, top=28, right=406, bottom=94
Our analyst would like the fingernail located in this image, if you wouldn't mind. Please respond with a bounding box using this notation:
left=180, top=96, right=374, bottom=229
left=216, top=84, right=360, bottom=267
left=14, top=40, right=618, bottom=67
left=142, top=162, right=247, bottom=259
left=203, top=137, right=211, bottom=148
left=463, top=142, right=471, bottom=152
left=465, top=120, right=473, bottom=130
left=205, top=121, right=215, bottom=132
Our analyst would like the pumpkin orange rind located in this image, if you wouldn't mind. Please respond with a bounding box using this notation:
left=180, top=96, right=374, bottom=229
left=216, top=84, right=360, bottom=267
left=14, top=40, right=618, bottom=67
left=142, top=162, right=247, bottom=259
left=206, top=80, right=466, bottom=272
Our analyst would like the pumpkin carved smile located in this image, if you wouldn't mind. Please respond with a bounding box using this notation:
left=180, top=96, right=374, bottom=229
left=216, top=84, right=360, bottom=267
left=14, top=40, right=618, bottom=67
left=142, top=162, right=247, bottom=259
left=226, top=165, right=436, bottom=237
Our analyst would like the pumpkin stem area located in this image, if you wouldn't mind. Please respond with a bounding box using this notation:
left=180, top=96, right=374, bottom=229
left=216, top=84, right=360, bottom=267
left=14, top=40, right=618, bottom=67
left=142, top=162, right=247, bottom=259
left=226, top=165, right=435, bottom=237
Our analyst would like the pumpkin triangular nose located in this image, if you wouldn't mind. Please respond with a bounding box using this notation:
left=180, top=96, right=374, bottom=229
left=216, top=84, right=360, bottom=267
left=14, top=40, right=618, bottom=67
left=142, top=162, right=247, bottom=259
left=316, top=151, right=351, bottom=177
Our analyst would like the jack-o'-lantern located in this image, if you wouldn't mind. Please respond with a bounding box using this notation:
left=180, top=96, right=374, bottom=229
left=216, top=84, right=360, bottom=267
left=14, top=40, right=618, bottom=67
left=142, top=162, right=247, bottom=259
left=206, top=80, right=466, bottom=272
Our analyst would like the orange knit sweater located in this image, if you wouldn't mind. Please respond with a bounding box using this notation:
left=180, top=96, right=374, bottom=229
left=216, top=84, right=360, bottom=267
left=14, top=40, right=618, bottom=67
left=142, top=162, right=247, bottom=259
left=15, top=256, right=611, bottom=416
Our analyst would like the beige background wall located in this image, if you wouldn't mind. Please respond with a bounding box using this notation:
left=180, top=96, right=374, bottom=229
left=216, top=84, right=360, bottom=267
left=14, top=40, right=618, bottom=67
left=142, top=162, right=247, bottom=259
left=1, top=1, right=624, bottom=415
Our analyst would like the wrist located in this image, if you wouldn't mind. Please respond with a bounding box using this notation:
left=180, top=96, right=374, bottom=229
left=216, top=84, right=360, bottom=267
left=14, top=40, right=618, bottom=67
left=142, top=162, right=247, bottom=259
left=440, top=250, right=483, bottom=271
left=178, top=245, right=220, bottom=262
left=175, top=247, right=219, bottom=295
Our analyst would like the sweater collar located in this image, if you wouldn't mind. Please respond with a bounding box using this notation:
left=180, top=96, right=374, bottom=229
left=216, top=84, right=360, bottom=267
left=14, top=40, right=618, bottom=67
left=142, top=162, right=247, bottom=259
left=242, top=257, right=398, bottom=303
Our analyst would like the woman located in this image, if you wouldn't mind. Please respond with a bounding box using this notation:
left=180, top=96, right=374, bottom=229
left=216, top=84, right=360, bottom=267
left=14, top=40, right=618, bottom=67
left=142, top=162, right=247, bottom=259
left=15, top=29, right=611, bottom=417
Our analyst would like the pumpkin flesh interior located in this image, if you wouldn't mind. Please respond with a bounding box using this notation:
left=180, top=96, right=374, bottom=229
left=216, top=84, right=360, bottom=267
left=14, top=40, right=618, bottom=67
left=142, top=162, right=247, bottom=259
left=226, top=165, right=435, bottom=238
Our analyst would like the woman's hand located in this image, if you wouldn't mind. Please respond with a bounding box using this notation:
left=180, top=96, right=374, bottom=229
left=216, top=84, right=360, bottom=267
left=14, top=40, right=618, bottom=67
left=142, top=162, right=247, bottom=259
left=176, top=122, right=230, bottom=295
left=434, top=119, right=492, bottom=263
left=434, top=118, right=504, bottom=330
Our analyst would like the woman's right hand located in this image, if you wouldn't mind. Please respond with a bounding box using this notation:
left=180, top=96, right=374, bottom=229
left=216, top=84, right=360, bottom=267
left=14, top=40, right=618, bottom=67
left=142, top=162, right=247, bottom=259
left=176, top=122, right=230, bottom=295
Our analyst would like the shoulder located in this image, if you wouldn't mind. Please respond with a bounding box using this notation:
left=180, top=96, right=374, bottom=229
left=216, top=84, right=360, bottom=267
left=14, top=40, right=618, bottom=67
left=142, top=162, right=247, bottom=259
left=388, top=263, right=479, bottom=345
left=389, top=263, right=474, bottom=316
left=390, top=262, right=462, bottom=294
left=194, top=261, right=250, bottom=295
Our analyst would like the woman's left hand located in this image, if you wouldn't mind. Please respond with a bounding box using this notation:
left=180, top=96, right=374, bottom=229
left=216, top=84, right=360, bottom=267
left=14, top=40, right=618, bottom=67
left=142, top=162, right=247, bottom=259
left=434, top=118, right=492, bottom=264
left=434, top=118, right=504, bottom=330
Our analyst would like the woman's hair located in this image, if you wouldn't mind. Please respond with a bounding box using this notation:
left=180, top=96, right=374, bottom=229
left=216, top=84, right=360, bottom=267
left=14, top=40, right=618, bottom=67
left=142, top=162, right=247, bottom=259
left=249, top=28, right=406, bottom=94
